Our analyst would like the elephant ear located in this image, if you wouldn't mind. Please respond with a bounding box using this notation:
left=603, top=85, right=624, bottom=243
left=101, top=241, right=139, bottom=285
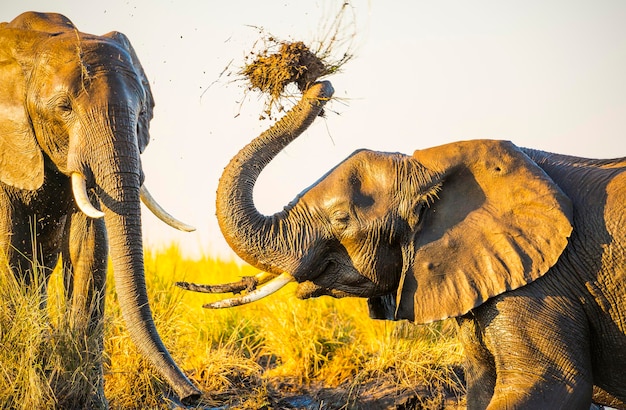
left=395, top=140, right=573, bottom=323
left=0, top=25, right=45, bottom=190
left=104, top=31, right=154, bottom=153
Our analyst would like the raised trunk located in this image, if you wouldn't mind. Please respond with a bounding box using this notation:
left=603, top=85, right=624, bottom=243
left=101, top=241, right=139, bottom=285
left=87, top=118, right=200, bottom=402
left=216, top=81, right=334, bottom=274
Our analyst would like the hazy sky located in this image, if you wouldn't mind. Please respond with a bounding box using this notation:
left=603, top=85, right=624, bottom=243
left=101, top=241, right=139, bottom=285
left=3, top=1, right=626, bottom=260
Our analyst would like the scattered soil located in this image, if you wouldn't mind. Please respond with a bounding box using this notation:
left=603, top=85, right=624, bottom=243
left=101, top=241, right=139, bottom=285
left=242, top=41, right=329, bottom=100
left=240, top=38, right=346, bottom=120
left=227, top=2, right=355, bottom=119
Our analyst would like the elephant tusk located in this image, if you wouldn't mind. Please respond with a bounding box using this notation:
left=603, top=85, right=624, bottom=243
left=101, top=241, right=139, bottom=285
left=71, top=173, right=105, bottom=219
left=248, top=271, right=276, bottom=286
left=176, top=271, right=275, bottom=294
left=202, top=272, right=294, bottom=309
left=139, top=185, right=196, bottom=232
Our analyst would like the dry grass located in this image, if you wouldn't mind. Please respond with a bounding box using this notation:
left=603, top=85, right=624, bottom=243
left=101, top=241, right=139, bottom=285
left=0, top=245, right=465, bottom=409
left=0, top=266, right=105, bottom=409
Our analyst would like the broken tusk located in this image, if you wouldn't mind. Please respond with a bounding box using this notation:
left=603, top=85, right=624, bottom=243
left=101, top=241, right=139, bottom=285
left=203, top=272, right=294, bottom=309
left=71, top=173, right=105, bottom=219
left=175, top=271, right=276, bottom=294
left=139, top=185, right=195, bottom=232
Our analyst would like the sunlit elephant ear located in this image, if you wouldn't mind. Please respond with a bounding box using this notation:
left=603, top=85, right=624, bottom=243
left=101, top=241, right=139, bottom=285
left=395, top=140, right=573, bottom=323
left=104, top=31, right=154, bottom=153
left=0, top=28, right=45, bottom=190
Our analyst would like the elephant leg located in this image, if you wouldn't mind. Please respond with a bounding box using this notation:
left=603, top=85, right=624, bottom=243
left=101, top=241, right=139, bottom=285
left=0, top=196, right=60, bottom=306
left=456, top=316, right=497, bottom=409
left=62, top=210, right=107, bottom=330
left=0, top=189, right=15, bottom=271
left=62, top=210, right=108, bottom=408
left=480, top=291, right=593, bottom=409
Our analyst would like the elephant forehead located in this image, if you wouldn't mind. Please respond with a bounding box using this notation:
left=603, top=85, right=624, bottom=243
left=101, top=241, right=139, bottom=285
left=32, top=44, right=142, bottom=104
left=312, top=173, right=396, bottom=213
left=302, top=151, right=418, bottom=220
left=327, top=152, right=401, bottom=191
left=35, top=35, right=134, bottom=75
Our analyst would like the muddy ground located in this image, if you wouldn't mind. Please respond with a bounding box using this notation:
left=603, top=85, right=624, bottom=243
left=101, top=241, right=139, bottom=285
left=166, top=375, right=466, bottom=410
left=269, top=381, right=466, bottom=410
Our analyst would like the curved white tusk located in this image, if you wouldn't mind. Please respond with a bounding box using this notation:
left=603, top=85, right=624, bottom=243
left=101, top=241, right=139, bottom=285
left=71, top=173, right=105, bottom=219
left=139, top=185, right=196, bottom=232
left=251, top=271, right=277, bottom=286
left=203, top=272, right=294, bottom=309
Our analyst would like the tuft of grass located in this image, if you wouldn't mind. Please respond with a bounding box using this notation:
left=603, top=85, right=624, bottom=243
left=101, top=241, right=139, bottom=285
left=0, top=270, right=55, bottom=409
left=0, top=244, right=465, bottom=409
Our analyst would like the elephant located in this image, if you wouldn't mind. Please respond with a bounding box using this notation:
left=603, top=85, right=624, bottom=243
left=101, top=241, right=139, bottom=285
left=191, top=80, right=626, bottom=409
left=0, top=12, right=200, bottom=406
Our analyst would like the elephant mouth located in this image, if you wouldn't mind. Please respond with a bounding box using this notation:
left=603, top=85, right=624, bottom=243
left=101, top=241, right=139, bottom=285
left=292, top=257, right=332, bottom=283
left=295, top=281, right=325, bottom=299
left=292, top=260, right=332, bottom=299
left=293, top=259, right=370, bottom=300
left=295, top=280, right=352, bottom=299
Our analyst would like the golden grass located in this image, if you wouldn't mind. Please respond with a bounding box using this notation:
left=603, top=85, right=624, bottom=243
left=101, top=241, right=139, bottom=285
left=0, top=245, right=465, bottom=409
left=0, top=266, right=105, bottom=409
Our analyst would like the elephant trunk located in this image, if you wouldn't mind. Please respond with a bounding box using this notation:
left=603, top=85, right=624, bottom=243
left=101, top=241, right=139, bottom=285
left=87, top=125, right=200, bottom=402
left=216, top=81, right=334, bottom=274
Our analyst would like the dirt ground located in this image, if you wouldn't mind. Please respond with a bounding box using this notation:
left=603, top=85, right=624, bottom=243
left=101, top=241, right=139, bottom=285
left=166, top=376, right=467, bottom=410
left=271, top=381, right=467, bottom=410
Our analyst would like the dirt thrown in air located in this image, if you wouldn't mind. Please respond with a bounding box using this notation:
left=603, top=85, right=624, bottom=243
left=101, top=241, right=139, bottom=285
left=242, top=41, right=328, bottom=99
left=240, top=38, right=348, bottom=119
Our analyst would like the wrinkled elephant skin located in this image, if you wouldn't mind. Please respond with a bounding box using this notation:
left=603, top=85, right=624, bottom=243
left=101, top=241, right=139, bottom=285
left=215, top=79, right=626, bottom=409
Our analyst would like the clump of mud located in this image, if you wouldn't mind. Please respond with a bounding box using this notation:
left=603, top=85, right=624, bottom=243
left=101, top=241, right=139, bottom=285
left=240, top=36, right=349, bottom=119
left=236, top=3, right=356, bottom=119
left=242, top=40, right=329, bottom=100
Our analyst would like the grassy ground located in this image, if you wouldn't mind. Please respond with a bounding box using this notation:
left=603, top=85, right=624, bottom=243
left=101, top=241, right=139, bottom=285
left=0, top=245, right=465, bottom=409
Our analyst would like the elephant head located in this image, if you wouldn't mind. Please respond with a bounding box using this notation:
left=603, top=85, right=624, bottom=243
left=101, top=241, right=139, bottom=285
left=213, top=80, right=573, bottom=325
left=0, top=12, right=199, bottom=402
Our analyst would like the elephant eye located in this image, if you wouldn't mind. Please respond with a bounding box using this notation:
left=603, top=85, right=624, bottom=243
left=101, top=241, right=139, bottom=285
left=138, top=103, right=151, bottom=120
left=414, top=202, right=427, bottom=228
left=331, top=210, right=350, bottom=231
left=56, top=98, right=73, bottom=114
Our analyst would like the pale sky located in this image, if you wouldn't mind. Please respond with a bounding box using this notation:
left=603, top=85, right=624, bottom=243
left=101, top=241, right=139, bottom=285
left=3, top=1, right=626, bottom=260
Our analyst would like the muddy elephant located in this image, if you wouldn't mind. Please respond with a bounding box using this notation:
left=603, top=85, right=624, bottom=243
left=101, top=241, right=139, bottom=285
left=193, top=80, right=626, bottom=409
left=0, top=12, right=199, bottom=406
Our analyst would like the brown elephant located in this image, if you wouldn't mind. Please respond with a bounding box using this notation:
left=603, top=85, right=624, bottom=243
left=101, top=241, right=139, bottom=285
left=193, top=80, right=626, bottom=409
left=0, top=12, right=199, bottom=406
